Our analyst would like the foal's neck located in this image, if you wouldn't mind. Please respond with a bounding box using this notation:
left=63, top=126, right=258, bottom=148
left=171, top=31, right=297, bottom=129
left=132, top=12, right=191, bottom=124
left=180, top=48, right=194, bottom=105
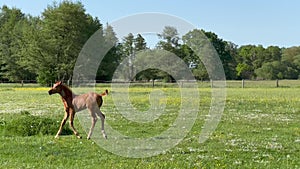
left=60, top=85, right=76, bottom=99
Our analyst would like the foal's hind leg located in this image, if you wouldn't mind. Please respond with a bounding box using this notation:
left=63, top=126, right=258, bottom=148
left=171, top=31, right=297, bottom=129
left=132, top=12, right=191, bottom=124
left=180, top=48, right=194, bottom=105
left=87, top=111, right=97, bottom=140
left=69, top=110, right=81, bottom=139
left=96, top=110, right=107, bottom=139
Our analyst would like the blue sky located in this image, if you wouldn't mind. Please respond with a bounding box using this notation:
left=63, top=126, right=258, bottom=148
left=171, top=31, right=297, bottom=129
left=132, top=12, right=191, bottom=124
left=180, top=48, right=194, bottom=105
left=1, top=0, right=299, bottom=47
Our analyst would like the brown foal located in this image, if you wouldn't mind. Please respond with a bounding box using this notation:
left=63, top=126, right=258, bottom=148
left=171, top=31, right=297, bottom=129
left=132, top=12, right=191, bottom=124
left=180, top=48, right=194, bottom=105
left=48, top=81, right=108, bottom=139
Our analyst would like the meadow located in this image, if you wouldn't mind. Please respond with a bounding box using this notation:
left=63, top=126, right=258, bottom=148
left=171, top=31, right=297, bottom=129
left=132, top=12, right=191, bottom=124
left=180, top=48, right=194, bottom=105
left=1, top=81, right=300, bottom=168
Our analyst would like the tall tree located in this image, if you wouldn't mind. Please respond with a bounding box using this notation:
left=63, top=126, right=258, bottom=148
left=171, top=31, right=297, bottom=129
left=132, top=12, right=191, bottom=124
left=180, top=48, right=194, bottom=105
left=120, top=33, right=135, bottom=80
left=134, top=34, right=147, bottom=51
left=0, top=6, right=35, bottom=81
left=281, top=46, right=300, bottom=79
left=255, top=61, right=284, bottom=79
left=266, top=46, right=281, bottom=61
left=158, top=26, right=179, bottom=47
left=236, top=45, right=257, bottom=79
left=119, top=33, right=149, bottom=81
left=97, top=23, right=120, bottom=81
left=134, top=34, right=158, bottom=81
left=201, top=30, right=236, bottom=79
left=157, top=26, right=180, bottom=53
left=25, top=1, right=101, bottom=84
left=181, top=30, right=208, bottom=80
left=156, top=26, right=183, bottom=81
left=237, top=45, right=289, bottom=79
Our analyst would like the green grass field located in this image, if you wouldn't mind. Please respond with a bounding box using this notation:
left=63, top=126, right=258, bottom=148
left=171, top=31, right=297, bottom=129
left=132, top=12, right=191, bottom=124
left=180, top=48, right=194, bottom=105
left=1, top=81, right=300, bottom=168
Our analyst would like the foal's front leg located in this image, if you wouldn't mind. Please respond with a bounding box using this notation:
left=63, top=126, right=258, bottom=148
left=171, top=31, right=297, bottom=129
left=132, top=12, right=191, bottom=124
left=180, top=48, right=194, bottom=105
left=55, top=112, right=69, bottom=138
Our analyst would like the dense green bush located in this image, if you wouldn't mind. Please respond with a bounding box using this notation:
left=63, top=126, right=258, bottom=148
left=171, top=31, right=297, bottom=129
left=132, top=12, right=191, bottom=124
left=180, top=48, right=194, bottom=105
left=1, top=112, right=72, bottom=136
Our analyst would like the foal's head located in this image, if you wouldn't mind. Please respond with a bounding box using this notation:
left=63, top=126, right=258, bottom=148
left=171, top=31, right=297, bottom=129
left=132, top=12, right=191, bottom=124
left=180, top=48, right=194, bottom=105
left=48, top=81, right=64, bottom=95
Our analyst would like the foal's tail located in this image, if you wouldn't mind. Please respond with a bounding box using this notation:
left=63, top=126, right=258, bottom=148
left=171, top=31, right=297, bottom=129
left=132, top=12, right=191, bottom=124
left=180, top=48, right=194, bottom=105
left=100, top=89, right=108, bottom=96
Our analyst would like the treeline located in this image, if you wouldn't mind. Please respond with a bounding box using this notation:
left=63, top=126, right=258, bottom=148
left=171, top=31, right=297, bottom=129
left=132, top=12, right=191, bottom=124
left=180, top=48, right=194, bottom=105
left=1, top=1, right=300, bottom=85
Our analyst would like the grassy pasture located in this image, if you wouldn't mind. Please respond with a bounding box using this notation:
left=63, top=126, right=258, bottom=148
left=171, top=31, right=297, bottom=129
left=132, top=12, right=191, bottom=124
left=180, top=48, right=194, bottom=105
left=0, top=81, right=300, bottom=168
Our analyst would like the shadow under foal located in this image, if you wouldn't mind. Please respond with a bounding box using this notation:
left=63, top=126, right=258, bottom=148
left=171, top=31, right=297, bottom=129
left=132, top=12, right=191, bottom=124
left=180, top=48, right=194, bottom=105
left=48, top=81, right=108, bottom=139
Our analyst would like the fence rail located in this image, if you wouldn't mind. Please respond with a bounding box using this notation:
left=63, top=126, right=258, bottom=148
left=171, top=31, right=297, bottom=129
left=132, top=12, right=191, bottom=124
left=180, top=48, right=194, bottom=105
left=1, top=79, right=300, bottom=88
left=225, top=80, right=300, bottom=88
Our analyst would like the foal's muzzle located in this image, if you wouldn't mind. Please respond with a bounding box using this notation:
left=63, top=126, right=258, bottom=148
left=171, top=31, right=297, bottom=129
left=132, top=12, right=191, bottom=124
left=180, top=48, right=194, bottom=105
left=48, top=90, right=53, bottom=95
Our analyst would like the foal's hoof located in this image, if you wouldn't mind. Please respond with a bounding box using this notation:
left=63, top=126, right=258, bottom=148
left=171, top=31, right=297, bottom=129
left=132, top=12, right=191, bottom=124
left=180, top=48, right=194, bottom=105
left=77, top=135, right=82, bottom=139
left=101, top=130, right=107, bottom=139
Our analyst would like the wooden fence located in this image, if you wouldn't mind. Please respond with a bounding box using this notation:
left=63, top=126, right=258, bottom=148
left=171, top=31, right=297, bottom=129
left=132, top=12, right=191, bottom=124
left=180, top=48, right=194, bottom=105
left=1, top=79, right=300, bottom=88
